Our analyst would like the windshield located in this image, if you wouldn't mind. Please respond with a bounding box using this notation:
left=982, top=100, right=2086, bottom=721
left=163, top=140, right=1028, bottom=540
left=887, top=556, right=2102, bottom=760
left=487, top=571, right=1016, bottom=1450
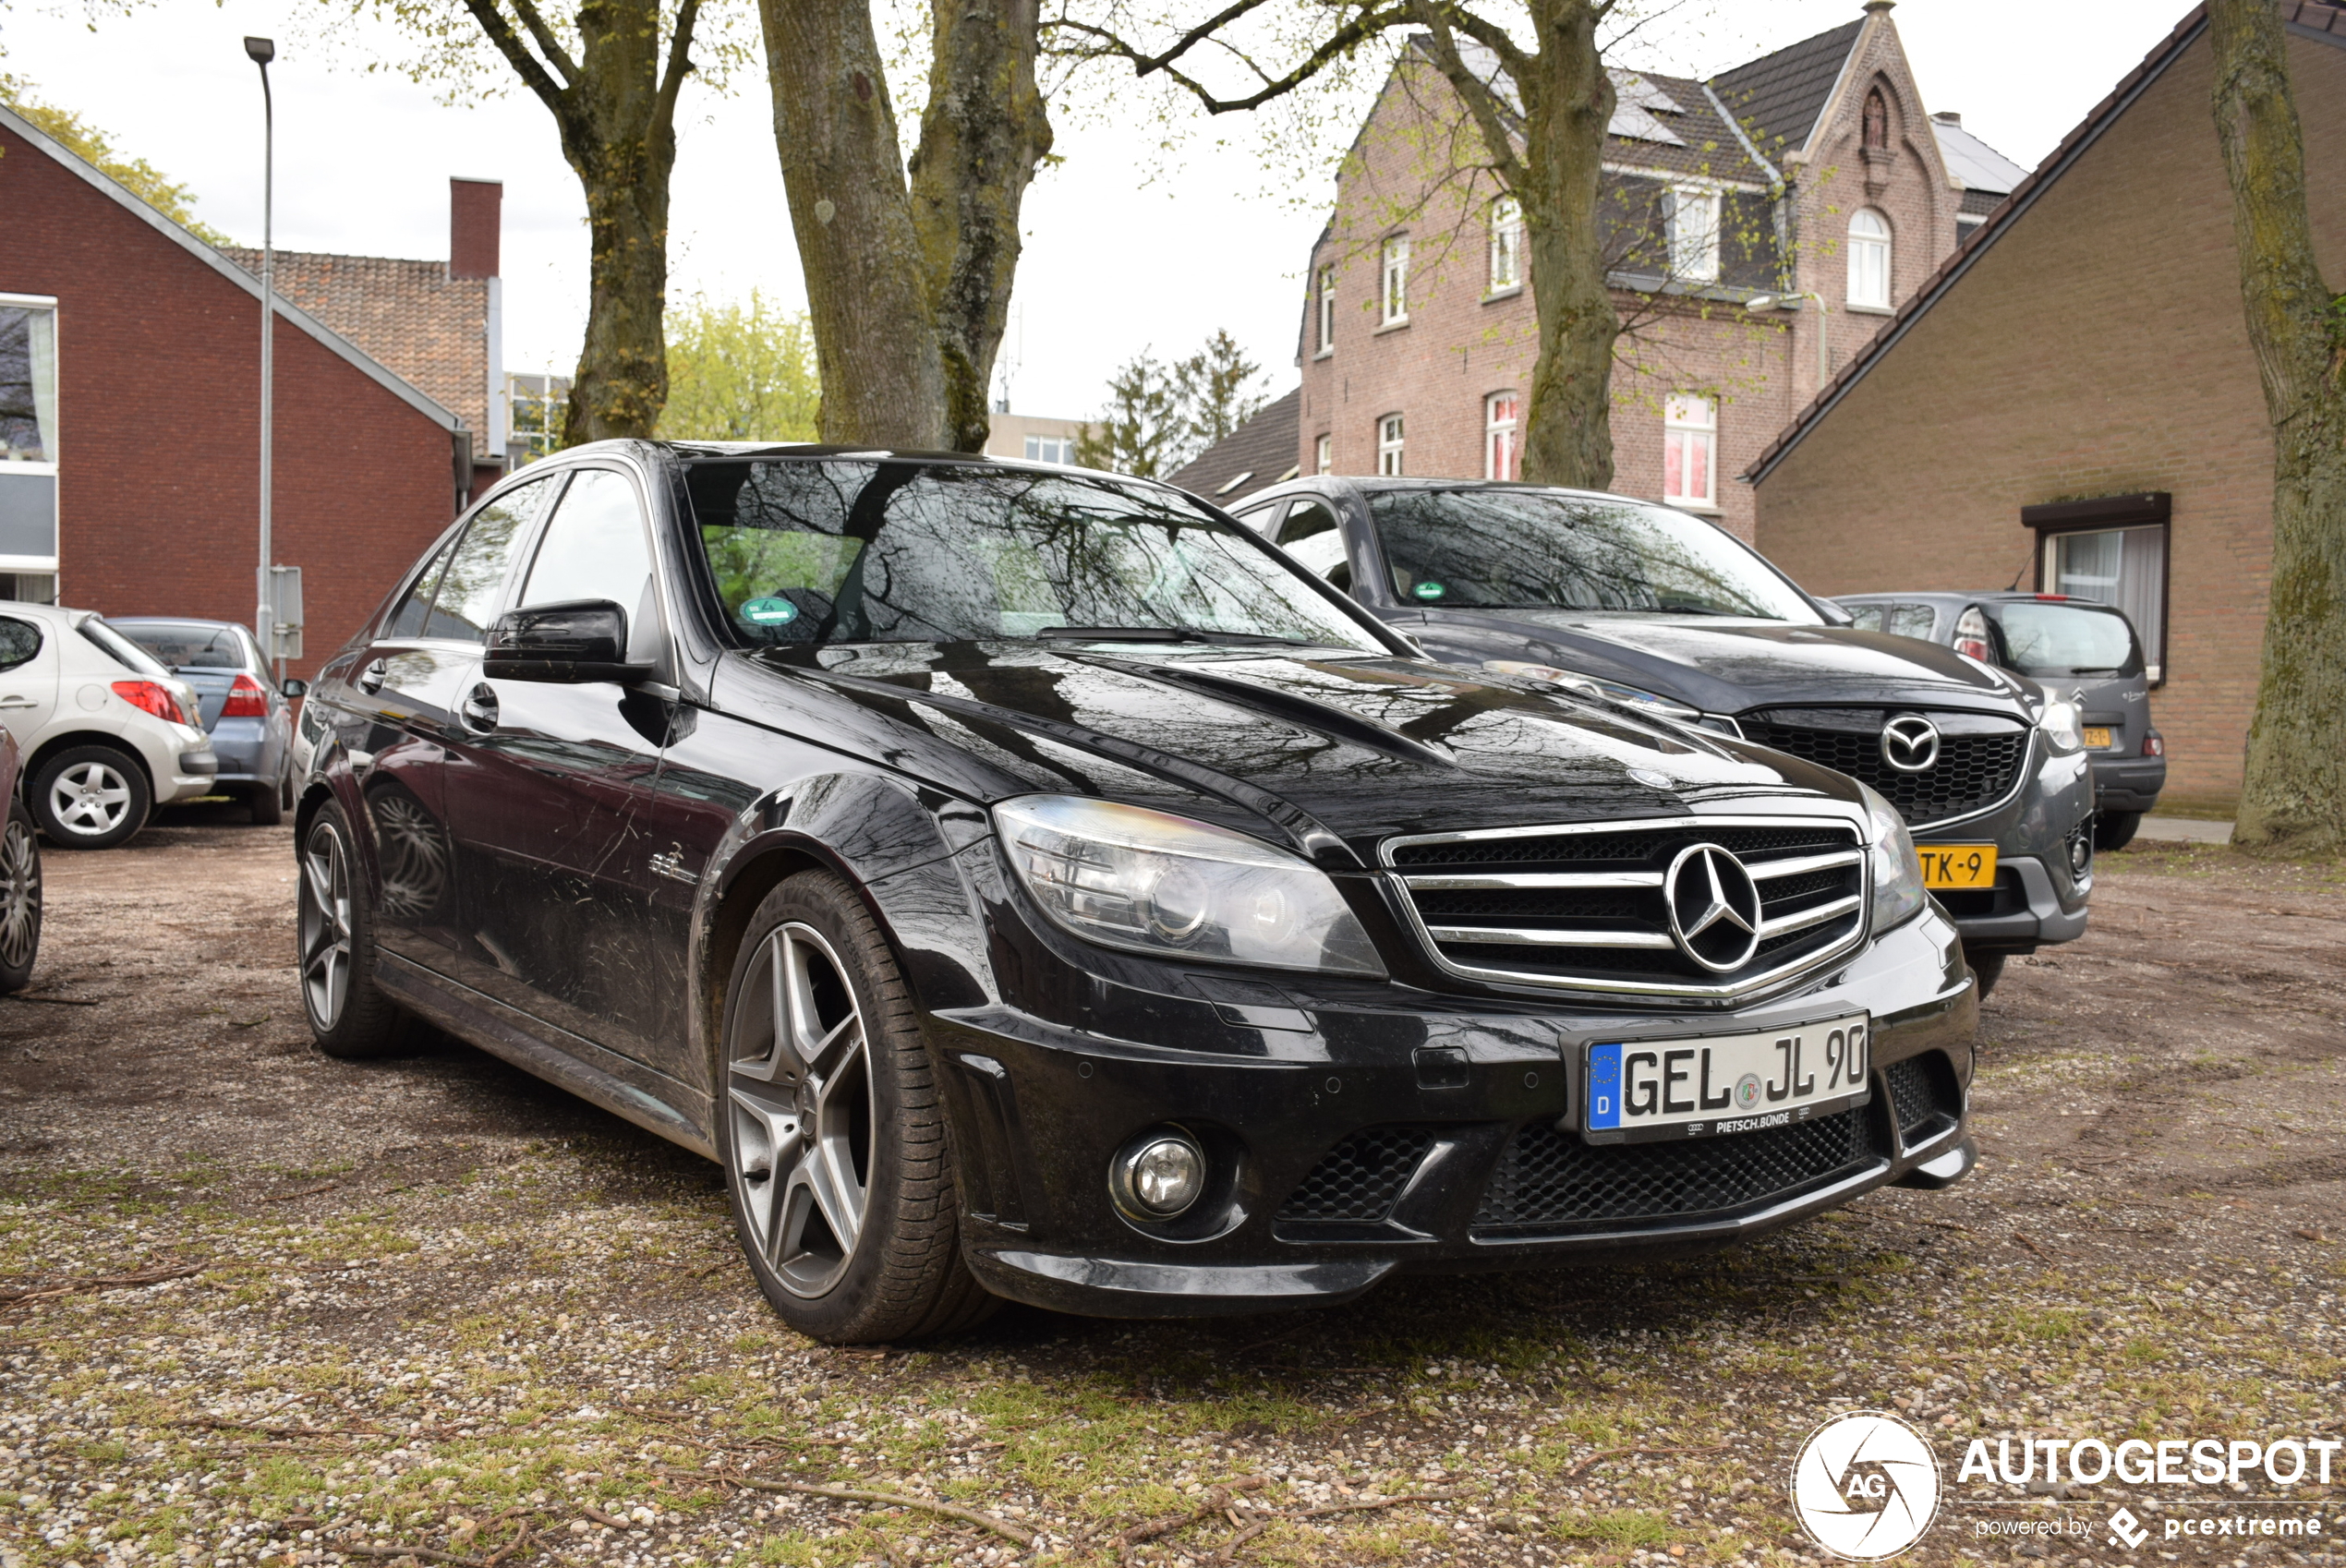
left=1367, top=489, right=1823, bottom=622
left=116, top=621, right=250, bottom=671
left=79, top=618, right=175, bottom=679
left=683, top=460, right=1386, bottom=652
left=1987, top=601, right=2140, bottom=678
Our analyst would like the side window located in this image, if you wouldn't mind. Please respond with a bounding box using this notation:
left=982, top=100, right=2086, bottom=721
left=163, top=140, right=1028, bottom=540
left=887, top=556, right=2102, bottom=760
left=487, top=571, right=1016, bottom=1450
left=1844, top=604, right=1885, bottom=633
left=518, top=468, right=658, bottom=653
left=1234, top=501, right=1286, bottom=536
left=1276, top=501, right=1351, bottom=592
left=386, top=540, right=457, bottom=640
left=425, top=478, right=558, bottom=644
left=0, top=617, right=40, bottom=673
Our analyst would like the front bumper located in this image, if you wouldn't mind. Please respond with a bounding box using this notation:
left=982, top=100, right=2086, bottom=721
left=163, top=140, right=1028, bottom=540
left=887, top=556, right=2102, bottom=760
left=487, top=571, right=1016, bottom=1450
left=1915, top=741, right=2094, bottom=954
left=932, top=909, right=1977, bottom=1319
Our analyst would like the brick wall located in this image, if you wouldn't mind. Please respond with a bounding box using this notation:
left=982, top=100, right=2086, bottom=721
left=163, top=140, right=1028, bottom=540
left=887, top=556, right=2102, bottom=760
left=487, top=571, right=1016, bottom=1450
left=1751, top=27, right=2346, bottom=807
left=1, top=122, right=462, bottom=678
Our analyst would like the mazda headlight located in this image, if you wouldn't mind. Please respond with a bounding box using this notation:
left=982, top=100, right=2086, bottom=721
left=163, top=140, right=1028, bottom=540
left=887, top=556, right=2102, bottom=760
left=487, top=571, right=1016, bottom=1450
left=2037, top=693, right=2086, bottom=754
left=1860, top=782, right=1926, bottom=935
left=995, top=796, right=1385, bottom=975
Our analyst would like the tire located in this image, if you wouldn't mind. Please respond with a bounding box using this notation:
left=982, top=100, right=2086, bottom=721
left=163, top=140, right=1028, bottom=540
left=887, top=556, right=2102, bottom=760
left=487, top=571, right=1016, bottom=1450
left=297, top=800, right=425, bottom=1058
left=248, top=769, right=285, bottom=826
left=30, top=744, right=151, bottom=850
left=715, top=871, right=997, bottom=1345
left=2094, top=811, right=2140, bottom=852
left=1967, top=950, right=2006, bottom=1001
left=0, top=800, right=42, bottom=994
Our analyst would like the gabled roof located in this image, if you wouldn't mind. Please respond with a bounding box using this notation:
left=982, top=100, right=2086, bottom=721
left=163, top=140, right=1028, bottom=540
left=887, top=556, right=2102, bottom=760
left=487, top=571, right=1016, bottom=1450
left=224, top=247, right=490, bottom=437
left=1706, top=18, right=1865, bottom=160
left=1434, top=38, right=1774, bottom=184
left=1930, top=116, right=2029, bottom=199
left=1168, top=389, right=1301, bottom=507
left=0, top=103, right=462, bottom=434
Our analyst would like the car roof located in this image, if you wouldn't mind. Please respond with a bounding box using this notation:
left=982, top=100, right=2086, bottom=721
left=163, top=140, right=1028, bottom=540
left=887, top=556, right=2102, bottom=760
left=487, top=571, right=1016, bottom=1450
left=1240, top=474, right=1709, bottom=514
left=562, top=438, right=1150, bottom=489
left=110, top=615, right=247, bottom=631
left=1835, top=590, right=2131, bottom=613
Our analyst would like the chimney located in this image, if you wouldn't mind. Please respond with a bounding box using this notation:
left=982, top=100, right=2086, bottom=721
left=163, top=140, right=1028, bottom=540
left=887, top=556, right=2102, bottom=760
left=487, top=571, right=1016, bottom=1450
left=1932, top=110, right=1962, bottom=127
left=451, top=178, right=502, bottom=279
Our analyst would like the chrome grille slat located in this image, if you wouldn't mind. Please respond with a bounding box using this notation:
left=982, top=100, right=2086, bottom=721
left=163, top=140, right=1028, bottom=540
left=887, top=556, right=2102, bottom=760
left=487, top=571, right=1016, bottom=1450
left=1382, top=814, right=1871, bottom=1001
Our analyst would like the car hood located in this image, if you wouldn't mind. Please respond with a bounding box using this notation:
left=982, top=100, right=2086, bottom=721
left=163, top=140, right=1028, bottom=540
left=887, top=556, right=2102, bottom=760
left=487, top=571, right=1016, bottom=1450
left=1417, top=609, right=2026, bottom=717
left=722, top=642, right=1865, bottom=862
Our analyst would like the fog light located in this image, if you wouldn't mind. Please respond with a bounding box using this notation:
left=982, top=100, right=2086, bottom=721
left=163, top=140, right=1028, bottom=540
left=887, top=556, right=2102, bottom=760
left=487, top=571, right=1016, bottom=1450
left=1113, top=1132, right=1205, bottom=1218
left=2069, top=830, right=2093, bottom=875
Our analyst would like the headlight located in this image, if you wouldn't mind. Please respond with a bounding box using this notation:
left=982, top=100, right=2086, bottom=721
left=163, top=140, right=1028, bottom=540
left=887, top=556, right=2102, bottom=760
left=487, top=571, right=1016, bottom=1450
left=2037, top=694, right=2085, bottom=754
left=995, top=796, right=1385, bottom=975
left=1481, top=661, right=1703, bottom=722
left=1859, top=782, right=1926, bottom=935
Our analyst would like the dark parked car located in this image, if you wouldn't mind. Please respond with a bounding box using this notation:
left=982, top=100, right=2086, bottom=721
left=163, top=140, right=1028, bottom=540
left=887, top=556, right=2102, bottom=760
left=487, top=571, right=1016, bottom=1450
left=0, top=728, right=40, bottom=993
left=297, top=443, right=1977, bottom=1342
left=1225, top=479, right=2097, bottom=995
left=113, top=618, right=299, bottom=826
left=1832, top=593, right=2164, bottom=850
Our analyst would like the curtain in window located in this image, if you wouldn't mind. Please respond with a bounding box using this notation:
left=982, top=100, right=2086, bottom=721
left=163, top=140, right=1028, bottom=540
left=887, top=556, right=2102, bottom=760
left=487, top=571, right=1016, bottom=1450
left=0, top=307, right=59, bottom=464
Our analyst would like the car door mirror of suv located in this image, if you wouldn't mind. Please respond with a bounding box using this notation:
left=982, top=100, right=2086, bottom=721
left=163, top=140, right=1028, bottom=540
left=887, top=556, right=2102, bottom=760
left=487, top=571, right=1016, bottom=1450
left=280, top=678, right=309, bottom=699
left=485, top=600, right=654, bottom=683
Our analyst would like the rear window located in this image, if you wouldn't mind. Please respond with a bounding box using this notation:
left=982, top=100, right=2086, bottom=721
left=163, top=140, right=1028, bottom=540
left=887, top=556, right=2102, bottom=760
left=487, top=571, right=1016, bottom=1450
left=117, top=621, right=250, bottom=671
left=1985, top=601, right=2141, bottom=679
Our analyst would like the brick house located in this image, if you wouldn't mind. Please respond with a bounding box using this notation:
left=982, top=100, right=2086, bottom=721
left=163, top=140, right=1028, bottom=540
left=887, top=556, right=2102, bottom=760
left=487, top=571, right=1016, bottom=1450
left=1, top=103, right=483, bottom=677
left=1296, top=0, right=2020, bottom=541
left=1745, top=2, right=2346, bottom=808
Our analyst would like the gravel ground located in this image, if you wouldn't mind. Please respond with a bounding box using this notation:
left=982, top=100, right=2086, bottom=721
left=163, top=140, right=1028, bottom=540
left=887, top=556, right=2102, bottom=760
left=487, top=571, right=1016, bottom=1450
left=1, top=811, right=2342, bottom=1568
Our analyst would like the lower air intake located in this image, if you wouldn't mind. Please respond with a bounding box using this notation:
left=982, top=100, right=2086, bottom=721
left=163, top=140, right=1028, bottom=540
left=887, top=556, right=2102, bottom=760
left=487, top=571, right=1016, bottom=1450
left=1279, top=1127, right=1436, bottom=1223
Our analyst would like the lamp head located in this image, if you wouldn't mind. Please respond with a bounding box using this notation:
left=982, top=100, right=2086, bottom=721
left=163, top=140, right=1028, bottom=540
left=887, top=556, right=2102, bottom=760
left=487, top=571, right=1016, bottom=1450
left=244, top=36, right=276, bottom=65
left=1746, top=294, right=1777, bottom=311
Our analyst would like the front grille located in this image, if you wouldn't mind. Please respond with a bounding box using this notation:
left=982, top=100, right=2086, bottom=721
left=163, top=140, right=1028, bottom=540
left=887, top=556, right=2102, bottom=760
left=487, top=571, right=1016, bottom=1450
left=1278, top=1127, right=1435, bottom=1223
left=1933, top=869, right=2026, bottom=921
left=1883, top=1053, right=1961, bottom=1146
left=1740, top=710, right=2029, bottom=826
left=1385, top=818, right=1867, bottom=997
left=1472, top=1107, right=1880, bottom=1237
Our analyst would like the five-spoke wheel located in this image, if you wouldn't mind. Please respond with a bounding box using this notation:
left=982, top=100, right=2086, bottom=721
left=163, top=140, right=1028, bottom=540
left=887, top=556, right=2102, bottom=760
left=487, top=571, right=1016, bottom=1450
left=30, top=745, right=151, bottom=850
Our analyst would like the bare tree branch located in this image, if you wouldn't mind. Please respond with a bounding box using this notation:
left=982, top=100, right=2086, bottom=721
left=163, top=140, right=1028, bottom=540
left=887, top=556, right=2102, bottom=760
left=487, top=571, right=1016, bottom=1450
left=1052, top=4, right=1412, bottom=115
left=655, top=0, right=702, bottom=128
left=1404, top=2, right=1525, bottom=191
left=457, top=0, right=574, bottom=108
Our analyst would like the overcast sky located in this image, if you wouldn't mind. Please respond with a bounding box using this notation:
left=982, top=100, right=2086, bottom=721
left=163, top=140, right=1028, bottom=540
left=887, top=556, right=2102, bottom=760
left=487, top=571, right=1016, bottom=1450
left=3, top=0, right=2185, bottom=421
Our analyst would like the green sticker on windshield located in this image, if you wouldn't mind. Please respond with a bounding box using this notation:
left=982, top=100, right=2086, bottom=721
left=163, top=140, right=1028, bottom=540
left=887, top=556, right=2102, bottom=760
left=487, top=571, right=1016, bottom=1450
left=1413, top=580, right=1446, bottom=601
left=741, top=597, right=800, bottom=626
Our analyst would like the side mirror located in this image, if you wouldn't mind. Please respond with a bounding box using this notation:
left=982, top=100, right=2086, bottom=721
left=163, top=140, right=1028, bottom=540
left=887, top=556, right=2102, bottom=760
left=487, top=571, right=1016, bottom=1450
left=280, top=678, right=309, bottom=699
left=485, top=599, right=651, bottom=682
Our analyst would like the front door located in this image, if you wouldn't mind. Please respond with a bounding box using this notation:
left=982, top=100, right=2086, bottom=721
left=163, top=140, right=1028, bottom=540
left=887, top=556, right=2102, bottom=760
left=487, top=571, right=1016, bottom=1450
left=441, top=464, right=671, bottom=1063
left=0, top=613, right=57, bottom=756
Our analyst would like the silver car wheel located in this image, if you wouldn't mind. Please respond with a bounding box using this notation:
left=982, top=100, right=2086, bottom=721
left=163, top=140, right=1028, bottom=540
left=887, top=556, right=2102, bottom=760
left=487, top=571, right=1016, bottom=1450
left=48, top=760, right=133, bottom=838
left=726, top=922, right=875, bottom=1298
left=298, top=820, right=354, bottom=1030
left=0, top=814, right=40, bottom=971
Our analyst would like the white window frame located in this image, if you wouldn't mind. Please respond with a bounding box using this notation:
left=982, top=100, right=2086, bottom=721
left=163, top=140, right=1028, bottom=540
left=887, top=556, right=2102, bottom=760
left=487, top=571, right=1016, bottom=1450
left=1667, top=187, right=1721, bottom=284
left=1662, top=393, right=1717, bottom=509
left=1380, top=237, right=1410, bottom=327
left=1847, top=209, right=1893, bottom=309
left=1316, top=267, right=1336, bottom=355
left=1488, top=197, right=1523, bottom=294
left=1022, top=433, right=1074, bottom=464
left=0, top=294, right=61, bottom=478
left=1484, top=392, right=1520, bottom=481
left=1376, top=415, right=1405, bottom=476
left=1315, top=433, right=1332, bottom=475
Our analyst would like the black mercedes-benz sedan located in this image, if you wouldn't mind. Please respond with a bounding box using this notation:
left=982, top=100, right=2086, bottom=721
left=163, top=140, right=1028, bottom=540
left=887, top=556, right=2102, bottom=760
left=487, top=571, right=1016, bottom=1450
left=1223, top=478, right=2097, bottom=996
left=296, top=443, right=1977, bottom=1343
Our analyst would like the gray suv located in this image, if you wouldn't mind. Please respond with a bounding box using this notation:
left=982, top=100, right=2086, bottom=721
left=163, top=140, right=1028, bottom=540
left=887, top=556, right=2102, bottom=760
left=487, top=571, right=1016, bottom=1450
left=1224, top=479, right=2097, bottom=996
left=1832, top=593, right=2165, bottom=851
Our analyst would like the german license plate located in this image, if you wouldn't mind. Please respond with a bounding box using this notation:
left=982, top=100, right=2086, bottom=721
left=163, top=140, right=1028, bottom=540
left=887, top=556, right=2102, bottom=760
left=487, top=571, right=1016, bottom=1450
left=1583, top=1015, right=1871, bottom=1144
left=2082, top=726, right=2113, bottom=750
left=1918, top=844, right=1998, bottom=888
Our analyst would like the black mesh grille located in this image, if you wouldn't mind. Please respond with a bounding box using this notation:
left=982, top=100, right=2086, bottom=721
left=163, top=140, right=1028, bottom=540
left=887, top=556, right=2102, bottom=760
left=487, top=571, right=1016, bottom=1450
left=1391, top=820, right=1865, bottom=994
left=1278, top=1127, right=1436, bottom=1223
left=1472, top=1108, right=1880, bottom=1236
left=1932, top=870, right=2026, bottom=921
left=1883, top=1054, right=1960, bottom=1142
left=1739, top=713, right=2027, bottom=826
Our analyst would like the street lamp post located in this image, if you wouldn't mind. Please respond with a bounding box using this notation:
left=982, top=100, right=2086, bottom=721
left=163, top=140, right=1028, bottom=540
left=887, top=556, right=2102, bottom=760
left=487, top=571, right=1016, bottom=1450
left=244, top=35, right=276, bottom=681
left=1746, top=290, right=1832, bottom=394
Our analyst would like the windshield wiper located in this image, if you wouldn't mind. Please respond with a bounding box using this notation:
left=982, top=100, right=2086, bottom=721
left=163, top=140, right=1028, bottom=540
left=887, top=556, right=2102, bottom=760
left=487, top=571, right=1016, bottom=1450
left=1034, top=625, right=1312, bottom=646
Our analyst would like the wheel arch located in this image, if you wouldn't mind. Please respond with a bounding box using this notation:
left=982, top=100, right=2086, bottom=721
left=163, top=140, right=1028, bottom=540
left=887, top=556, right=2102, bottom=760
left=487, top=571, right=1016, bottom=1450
left=23, top=730, right=157, bottom=802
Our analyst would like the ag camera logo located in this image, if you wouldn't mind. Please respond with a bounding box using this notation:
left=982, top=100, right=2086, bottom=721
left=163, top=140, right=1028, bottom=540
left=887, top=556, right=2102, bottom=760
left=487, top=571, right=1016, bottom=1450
left=1791, top=1411, right=1943, bottom=1561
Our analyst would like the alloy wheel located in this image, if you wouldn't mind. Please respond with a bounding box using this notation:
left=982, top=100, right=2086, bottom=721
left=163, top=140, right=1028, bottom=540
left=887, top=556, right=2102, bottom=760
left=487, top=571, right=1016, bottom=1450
left=49, top=760, right=131, bottom=838
left=299, top=821, right=354, bottom=1030
left=726, top=922, right=876, bottom=1297
left=0, top=815, right=39, bottom=972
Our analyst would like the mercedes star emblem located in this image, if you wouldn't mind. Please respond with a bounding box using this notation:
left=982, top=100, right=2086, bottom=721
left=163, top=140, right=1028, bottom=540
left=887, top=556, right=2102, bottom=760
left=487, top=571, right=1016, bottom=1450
left=1665, top=843, right=1763, bottom=972
left=1880, top=714, right=1942, bottom=773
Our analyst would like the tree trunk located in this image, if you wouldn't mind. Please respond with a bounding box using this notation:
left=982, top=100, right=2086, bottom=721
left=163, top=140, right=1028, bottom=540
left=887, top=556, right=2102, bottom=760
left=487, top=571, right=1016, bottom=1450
left=759, top=0, right=952, bottom=446
left=2207, top=0, right=2346, bottom=854
left=908, top=0, right=1054, bottom=452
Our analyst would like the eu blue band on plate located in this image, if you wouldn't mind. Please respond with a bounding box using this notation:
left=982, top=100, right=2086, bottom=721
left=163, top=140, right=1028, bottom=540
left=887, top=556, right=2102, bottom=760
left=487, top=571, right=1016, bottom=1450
left=1586, top=1042, right=1622, bottom=1130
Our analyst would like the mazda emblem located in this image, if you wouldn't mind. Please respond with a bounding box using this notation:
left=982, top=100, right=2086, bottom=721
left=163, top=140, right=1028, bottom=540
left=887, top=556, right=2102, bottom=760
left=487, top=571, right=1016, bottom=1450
left=1665, top=843, right=1763, bottom=972
left=1880, top=714, right=1941, bottom=773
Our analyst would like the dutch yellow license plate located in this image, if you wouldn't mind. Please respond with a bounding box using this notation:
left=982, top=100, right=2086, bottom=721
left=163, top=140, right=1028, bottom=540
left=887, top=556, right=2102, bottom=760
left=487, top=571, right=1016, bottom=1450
left=1919, top=845, right=1998, bottom=888
left=2083, top=726, right=2114, bottom=750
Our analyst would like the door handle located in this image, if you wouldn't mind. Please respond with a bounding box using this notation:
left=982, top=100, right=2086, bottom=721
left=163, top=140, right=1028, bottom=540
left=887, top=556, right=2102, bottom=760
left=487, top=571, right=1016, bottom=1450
left=0, top=696, right=37, bottom=710
left=458, top=683, right=500, bottom=735
left=357, top=658, right=389, bottom=695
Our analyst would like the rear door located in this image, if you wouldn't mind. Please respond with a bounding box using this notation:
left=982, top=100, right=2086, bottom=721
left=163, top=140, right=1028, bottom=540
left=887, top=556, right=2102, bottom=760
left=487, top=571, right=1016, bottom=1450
left=0, top=613, right=55, bottom=754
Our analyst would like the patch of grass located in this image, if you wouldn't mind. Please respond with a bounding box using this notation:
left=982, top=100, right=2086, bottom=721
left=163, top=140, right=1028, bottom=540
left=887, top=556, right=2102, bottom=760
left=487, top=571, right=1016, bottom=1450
left=1556, top=1508, right=1675, bottom=1548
